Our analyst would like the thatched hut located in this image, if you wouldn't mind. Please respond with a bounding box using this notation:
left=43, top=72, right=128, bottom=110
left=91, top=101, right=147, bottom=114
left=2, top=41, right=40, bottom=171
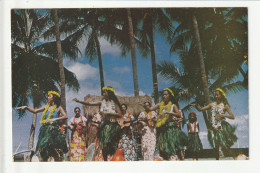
left=82, top=94, right=153, bottom=147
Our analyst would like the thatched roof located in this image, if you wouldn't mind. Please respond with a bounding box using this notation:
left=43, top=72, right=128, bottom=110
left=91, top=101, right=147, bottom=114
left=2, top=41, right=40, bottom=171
left=82, top=94, right=152, bottom=117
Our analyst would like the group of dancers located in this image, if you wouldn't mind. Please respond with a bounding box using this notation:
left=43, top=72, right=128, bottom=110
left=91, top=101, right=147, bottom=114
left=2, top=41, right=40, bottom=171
left=17, top=86, right=237, bottom=161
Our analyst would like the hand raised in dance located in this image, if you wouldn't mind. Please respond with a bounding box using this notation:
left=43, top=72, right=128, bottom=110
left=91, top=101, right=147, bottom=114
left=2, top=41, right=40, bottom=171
left=16, top=106, right=28, bottom=110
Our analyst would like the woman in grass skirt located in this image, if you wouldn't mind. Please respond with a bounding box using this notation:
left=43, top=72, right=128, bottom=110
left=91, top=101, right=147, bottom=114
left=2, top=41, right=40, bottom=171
left=73, top=86, right=122, bottom=161
left=17, top=91, right=68, bottom=161
left=190, top=88, right=237, bottom=160
left=187, top=112, right=203, bottom=160
left=143, top=88, right=187, bottom=161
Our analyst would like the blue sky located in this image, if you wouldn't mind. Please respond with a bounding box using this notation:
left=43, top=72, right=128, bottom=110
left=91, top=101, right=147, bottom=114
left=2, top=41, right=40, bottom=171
left=12, top=20, right=248, bottom=154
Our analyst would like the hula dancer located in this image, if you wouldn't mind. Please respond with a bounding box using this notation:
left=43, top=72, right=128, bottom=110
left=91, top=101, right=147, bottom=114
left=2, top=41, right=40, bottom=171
left=17, top=91, right=68, bottom=161
left=68, top=107, right=88, bottom=161
left=143, top=88, right=187, bottom=161
left=187, top=112, right=203, bottom=160
left=190, top=88, right=237, bottom=160
left=73, top=86, right=122, bottom=161
left=138, top=102, right=157, bottom=161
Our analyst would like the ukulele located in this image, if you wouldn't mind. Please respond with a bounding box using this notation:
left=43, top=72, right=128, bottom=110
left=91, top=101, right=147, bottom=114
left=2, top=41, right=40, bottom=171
left=117, top=118, right=137, bottom=129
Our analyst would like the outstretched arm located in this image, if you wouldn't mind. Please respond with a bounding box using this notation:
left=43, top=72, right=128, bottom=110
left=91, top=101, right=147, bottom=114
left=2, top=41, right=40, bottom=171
left=189, top=103, right=212, bottom=111
left=73, top=98, right=102, bottom=106
left=16, top=106, right=45, bottom=114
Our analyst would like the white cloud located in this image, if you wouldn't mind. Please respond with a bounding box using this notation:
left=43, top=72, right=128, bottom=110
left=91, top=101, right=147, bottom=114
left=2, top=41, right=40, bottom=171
left=113, top=66, right=131, bottom=74
left=99, top=37, right=121, bottom=56
left=66, top=62, right=99, bottom=81
left=226, top=114, right=249, bottom=132
left=139, top=90, right=146, bottom=96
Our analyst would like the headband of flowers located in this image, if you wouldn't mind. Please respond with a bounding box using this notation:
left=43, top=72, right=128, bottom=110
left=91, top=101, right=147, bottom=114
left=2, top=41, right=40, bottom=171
left=48, top=91, right=60, bottom=98
left=215, top=88, right=226, bottom=97
left=163, top=88, right=174, bottom=97
left=102, top=86, right=115, bottom=94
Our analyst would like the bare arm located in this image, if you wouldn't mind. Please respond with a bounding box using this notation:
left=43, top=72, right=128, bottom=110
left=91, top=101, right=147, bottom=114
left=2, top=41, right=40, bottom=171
left=189, top=103, right=212, bottom=111
left=215, top=104, right=235, bottom=119
left=68, top=119, right=75, bottom=130
left=73, top=98, right=102, bottom=106
left=16, top=106, right=45, bottom=114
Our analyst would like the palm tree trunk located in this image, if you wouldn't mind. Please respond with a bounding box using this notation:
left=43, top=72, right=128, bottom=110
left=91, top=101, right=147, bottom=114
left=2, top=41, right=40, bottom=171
left=127, top=8, right=139, bottom=96
left=28, top=106, right=37, bottom=150
left=52, top=10, right=69, bottom=156
left=149, top=25, right=159, bottom=104
left=24, top=102, right=37, bottom=162
left=192, top=14, right=210, bottom=128
left=53, top=9, right=66, bottom=110
left=93, top=28, right=105, bottom=94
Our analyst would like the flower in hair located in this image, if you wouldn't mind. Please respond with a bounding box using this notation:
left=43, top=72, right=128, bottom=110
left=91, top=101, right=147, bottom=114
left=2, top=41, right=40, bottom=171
left=215, top=88, right=226, bottom=97
left=102, top=86, right=115, bottom=93
left=163, top=88, right=174, bottom=97
left=48, top=91, right=60, bottom=98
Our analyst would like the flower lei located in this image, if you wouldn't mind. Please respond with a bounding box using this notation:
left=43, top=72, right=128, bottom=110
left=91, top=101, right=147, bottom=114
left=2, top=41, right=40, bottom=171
left=40, top=104, right=57, bottom=124
left=102, top=86, right=115, bottom=93
left=156, top=101, right=172, bottom=127
left=211, top=102, right=224, bottom=129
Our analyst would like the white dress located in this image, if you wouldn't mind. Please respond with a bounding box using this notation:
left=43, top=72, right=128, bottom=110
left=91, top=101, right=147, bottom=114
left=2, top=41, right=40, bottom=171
left=138, top=111, right=157, bottom=160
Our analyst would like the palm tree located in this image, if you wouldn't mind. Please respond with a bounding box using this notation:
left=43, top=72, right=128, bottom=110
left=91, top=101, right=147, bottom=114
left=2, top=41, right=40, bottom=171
left=165, top=8, right=247, bottom=127
left=126, top=8, right=139, bottom=96
left=167, top=8, right=248, bottom=91
left=57, top=8, right=143, bottom=96
left=52, top=9, right=67, bottom=110
left=54, top=9, right=113, bottom=95
left=137, top=8, right=174, bottom=103
left=11, top=9, right=80, bottom=158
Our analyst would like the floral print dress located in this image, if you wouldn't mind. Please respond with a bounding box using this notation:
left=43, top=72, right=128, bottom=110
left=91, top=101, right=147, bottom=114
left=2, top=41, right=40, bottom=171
left=68, top=115, right=88, bottom=161
left=138, top=111, right=157, bottom=160
left=118, top=112, right=137, bottom=161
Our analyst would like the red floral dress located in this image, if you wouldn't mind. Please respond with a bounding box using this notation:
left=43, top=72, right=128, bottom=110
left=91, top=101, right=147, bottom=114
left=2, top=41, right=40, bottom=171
left=68, top=115, right=87, bottom=161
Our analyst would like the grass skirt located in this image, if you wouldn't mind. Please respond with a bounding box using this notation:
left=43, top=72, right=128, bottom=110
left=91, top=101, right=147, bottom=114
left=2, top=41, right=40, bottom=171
left=156, top=121, right=188, bottom=160
left=96, top=120, right=121, bottom=156
left=208, top=120, right=237, bottom=149
left=187, top=132, right=203, bottom=153
left=36, top=123, right=68, bottom=160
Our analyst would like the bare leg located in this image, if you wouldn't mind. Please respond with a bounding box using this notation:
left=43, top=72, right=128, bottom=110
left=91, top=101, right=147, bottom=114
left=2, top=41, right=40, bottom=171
left=215, top=145, right=220, bottom=160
